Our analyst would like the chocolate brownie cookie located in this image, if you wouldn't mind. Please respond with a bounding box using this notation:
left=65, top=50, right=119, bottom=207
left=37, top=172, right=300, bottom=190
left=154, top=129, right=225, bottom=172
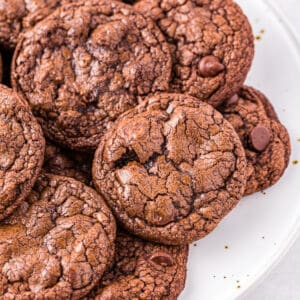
left=0, top=0, right=75, bottom=50
left=134, top=0, right=254, bottom=107
left=12, top=0, right=172, bottom=151
left=0, top=173, right=116, bottom=299
left=0, top=84, right=45, bottom=220
left=87, top=230, right=188, bottom=300
left=93, top=93, right=247, bottom=245
left=44, top=141, right=92, bottom=185
left=220, top=86, right=291, bottom=195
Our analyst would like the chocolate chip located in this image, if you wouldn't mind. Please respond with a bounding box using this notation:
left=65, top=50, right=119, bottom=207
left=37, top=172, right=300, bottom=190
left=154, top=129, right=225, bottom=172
left=149, top=251, right=174, bottom=267
left=226, top=94, right=239, bottom=106
left=250, top=124, right=271, bottom=151
left=198, top=56, right=225, bottom=77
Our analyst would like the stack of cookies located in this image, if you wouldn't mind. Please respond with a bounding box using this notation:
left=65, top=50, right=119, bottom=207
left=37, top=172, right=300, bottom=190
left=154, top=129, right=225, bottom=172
left=0, top=0, right=291, bottom=299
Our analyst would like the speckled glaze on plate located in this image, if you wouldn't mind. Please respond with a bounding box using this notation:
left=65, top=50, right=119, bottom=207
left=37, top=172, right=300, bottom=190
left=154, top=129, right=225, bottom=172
left=179, top=1, right=300, bottom=299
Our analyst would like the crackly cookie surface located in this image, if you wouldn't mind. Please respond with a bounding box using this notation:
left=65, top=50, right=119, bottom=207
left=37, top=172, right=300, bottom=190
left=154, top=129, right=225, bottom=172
left=0, top=84, right=45, bottom=220
left=0, top=0, right=142, bottom=51
left=44, top=141, right=92, bottom=185
left=220, top=86, right=291, bottom=195
left=0, top=173, right=116, bottom=299
left=134, top=0, right=254, bottom=107
left=0, top=0, right=75, bottom=50
left=12, top=0, right=172, bottom=151
left=86, top=231, right=188, bottom=300
left=93, top=93, right=247, bottom=245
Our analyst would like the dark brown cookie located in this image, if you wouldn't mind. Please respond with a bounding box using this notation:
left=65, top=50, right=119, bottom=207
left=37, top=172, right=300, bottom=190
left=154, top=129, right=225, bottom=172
left=0, top=84, right=45, bottom=220
left=86, top=230, right=188, bottom=300
left=44, top=141, right=92, bottom=185
left=11, top=0, right=172, bottom=151
left=0, top=0, right=132, bottom=51
left=0, top=173, right=116, bottom=299
left=0, top=0, right=73, bottom=50
left=93, top=93, right=247, bottom=245
left=220, top=86, right=291, bottom=195
left=134, top=0, right=254, bottom=107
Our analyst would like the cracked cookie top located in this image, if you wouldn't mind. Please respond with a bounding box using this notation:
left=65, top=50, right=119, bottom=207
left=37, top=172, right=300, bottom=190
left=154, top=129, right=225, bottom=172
left=0, top=0, right=78, bottom=50
left=11, top=0, right=172, bottom=151
left=0, top=84, right=45, bottom=220
left=86, top=231, right=188, bottom=300
left=220, top=86, right=291, bottom=195
left=134, top=0, right=254, bottom=107
left=93, top=93, right=247, bottom=245
left=0, top=173, right=116, bottom=299
left=44, top=141, right=92, bottom=185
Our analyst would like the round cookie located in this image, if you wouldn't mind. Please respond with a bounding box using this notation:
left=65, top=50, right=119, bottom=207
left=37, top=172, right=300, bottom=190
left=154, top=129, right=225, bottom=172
left=134, top=0, right=254, bottom=107
left=220, top=86, right=291, bottom=195
left=93, top=93, right=247, bottom=245
left=0, top=173, right=116, bottom=299
left=86, top=230, right=188, bottom=300
left=12, top=0, right=172, bottom=151
left=44, top=141, right=92, bottom=185
left=0, top=0, right=74, bottom=50
left=0, top=0, right=117, bottom=50
left=0, top=84, right=45, bottom=220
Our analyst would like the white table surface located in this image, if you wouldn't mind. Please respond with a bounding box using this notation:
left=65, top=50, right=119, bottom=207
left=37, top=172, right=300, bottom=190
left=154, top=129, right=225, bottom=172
left=243, top=1, right=300, bottom=299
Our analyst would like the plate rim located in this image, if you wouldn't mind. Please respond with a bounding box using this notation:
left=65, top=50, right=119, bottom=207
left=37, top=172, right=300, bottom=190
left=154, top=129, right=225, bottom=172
left=236, top=1, right=300, bottom=298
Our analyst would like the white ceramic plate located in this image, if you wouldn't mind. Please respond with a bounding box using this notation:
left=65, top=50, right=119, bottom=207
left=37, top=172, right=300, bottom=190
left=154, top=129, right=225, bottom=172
left=179, top=1, right=300, bottom=299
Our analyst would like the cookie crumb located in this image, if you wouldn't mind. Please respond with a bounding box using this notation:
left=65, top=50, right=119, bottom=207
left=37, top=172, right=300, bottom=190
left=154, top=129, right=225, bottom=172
left=297, top=138, right=300, bottom=142
left=213, top=275, right=216, bottom=278
left=292, top=160, right=298, bottom=165
left=193, top=244, right=197, bottom=247
left=224, top=276, right=227, bottom=279
left=262, top=236, right=265, bottom=239
left=256, top=29, right=265, bottom=40
left=261, top=191, right=266, bottom=195
left=224, top=245, right=229, bottom=250
left=236, top=280, right=240, bottom=283
left=237, top=285, right=241, bottom=289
